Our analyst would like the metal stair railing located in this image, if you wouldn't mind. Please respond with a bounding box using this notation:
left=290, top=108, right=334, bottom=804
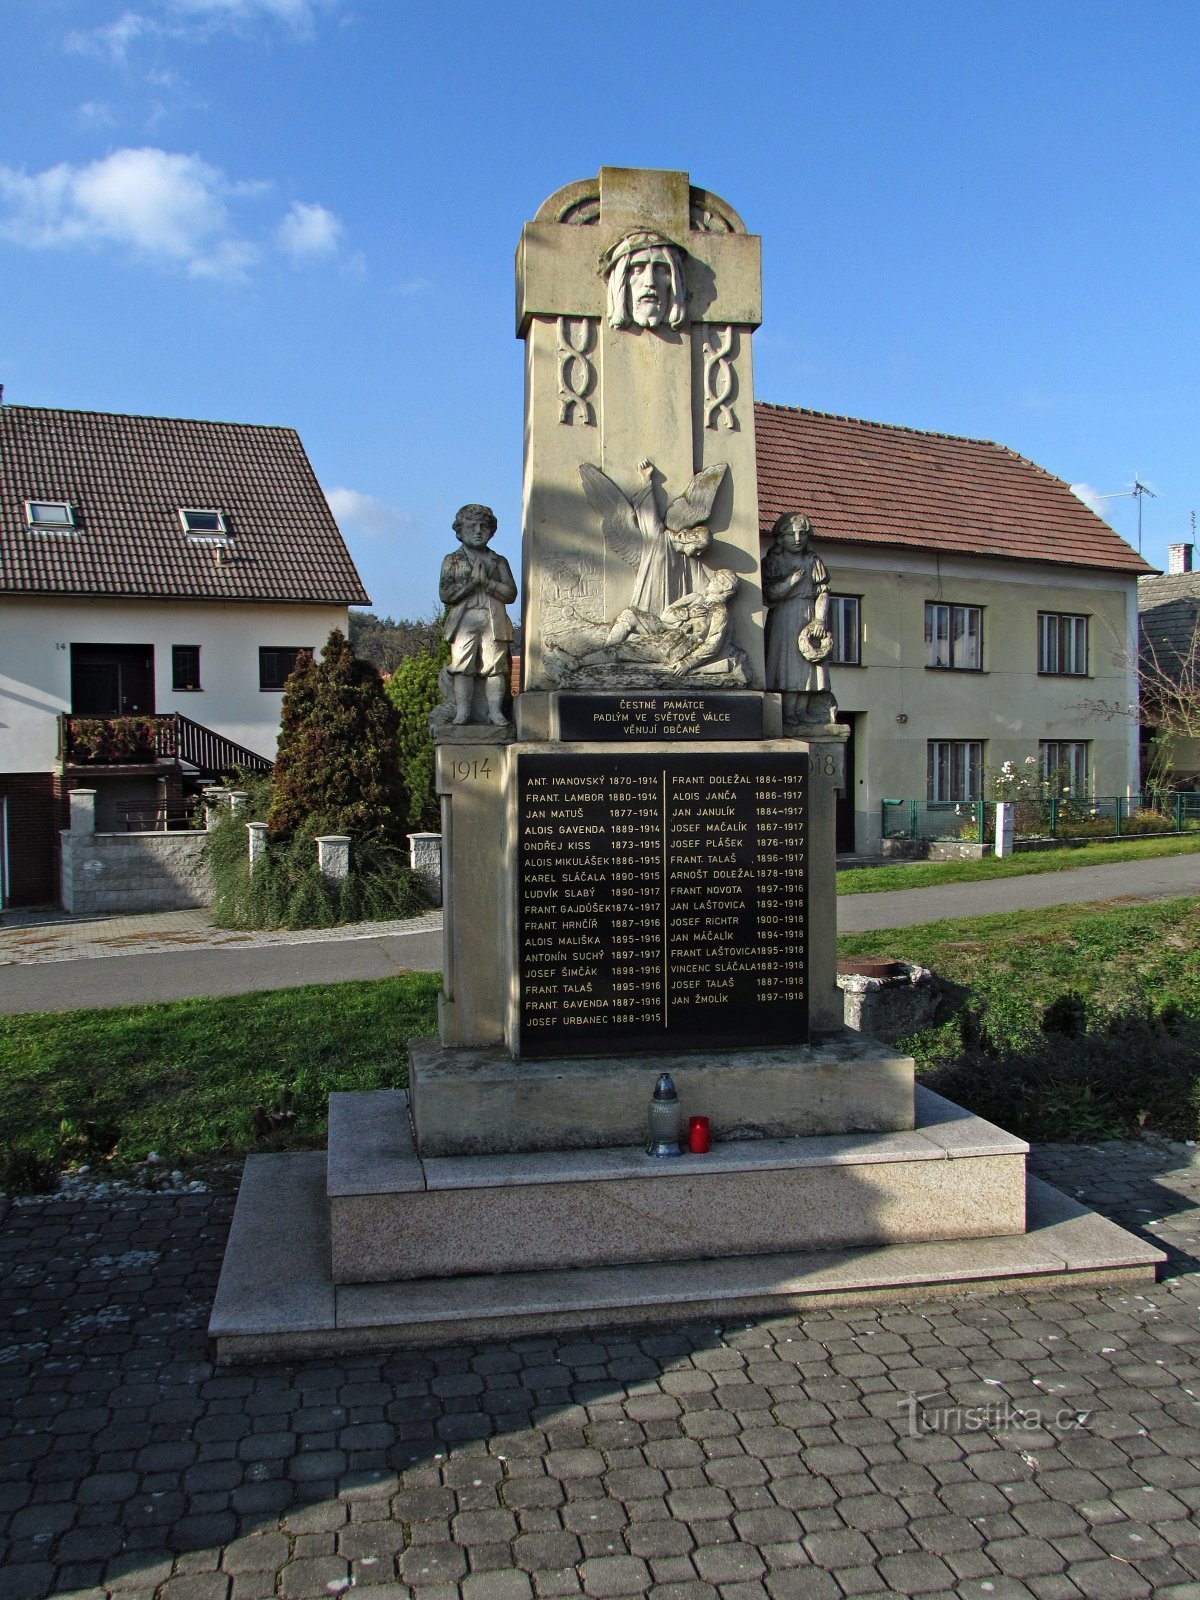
left=171, top=713, right=274, bottom=777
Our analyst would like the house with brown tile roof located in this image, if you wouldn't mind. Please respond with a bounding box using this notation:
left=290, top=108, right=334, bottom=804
left=1137, top=545, right=1200, bottom=787
left=754, top=403, right=1154, bottom=853
left=0, top=403, right=369, bottom=906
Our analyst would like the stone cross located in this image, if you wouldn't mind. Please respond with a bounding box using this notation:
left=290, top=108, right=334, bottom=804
left=515, top=167, right=765, bottom=691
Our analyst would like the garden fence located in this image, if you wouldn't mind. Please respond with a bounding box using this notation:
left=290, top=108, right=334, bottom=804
left=881, top=793, right=1200, bottom=844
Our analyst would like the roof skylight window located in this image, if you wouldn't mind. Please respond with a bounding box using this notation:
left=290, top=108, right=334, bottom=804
left=26, top=500, right=75, bottom=530
left=179, top=508, right=227, bottom=534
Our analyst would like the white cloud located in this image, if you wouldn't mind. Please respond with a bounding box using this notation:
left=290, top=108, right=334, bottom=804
left=0, top=147, right=261, bottom=279
left=77, top=101, right=117, bottom=127
left=65, top=0, right=336, bottom=56
left=1070, top=483, right=1108, bottom=517
left=277, top=200, right=342, bottom=259
left=325, top=488, right=411, bottom=541
left=0, top=147, right=345, bottom=281
left=66, top=11, right=149, bottom=61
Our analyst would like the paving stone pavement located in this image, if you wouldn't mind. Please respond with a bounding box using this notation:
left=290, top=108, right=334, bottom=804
left=1, top=1141, right=1199, bottom=1600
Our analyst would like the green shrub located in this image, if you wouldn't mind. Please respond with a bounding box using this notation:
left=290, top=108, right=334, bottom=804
left=267, top=629, right=406, bottom=842
left=385, top=641, right=448, bottom=832
left=207, top=813, right=428, bottom=931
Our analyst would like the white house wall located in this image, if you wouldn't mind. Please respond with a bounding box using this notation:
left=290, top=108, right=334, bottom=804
left=817, top=545, right=1141, bottom=852
left=0, top=596, right=349, bottom=773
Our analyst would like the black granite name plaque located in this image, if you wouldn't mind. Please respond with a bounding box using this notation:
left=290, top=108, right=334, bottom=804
left=517, top=751, right=807, bottom=1058
left=557, top=693, right=763, bottom=742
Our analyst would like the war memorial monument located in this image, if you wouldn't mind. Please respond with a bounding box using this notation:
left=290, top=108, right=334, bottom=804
left=211, top=169, right=1161, bottom=1359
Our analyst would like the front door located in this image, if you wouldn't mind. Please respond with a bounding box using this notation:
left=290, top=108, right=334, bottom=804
left=835, top=714, right=857, bottom=854
left=70, top=645, right=155, bottom=716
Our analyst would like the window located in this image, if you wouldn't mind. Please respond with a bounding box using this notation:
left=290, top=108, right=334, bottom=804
left=1038, top=612, right=1088, bottom=676
left=928, top=740, right=983, bottom=803
left=25, top=500, right=75, bottom=530
left=259, top=646, right=311, bottom=691
left=925, top=603, right=982, bottom=670
left=828, top=595, right=861, bottom=665
left=179, top=508, right=227, bottom=534
left=1040, top=741, right=1089, bottom=796
left=172, top=646, right=201, bottom=692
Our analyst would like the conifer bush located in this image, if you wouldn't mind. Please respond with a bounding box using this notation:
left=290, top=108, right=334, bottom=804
left=267, top=629, right=406, bottom=842
left=385, top=641, right=447, bottom=832
left=205, top=633, right=429, bottom=929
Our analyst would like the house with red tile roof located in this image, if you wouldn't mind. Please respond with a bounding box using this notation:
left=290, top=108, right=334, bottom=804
left=0, top=404, right=369, bottom=906
left=755, top=403, right=1154, bottom=853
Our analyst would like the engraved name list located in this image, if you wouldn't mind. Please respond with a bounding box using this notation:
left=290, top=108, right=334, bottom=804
left=517, top=751, right=808, bottom=1057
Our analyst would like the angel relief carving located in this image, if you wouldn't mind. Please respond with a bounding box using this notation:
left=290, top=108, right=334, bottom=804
left=540, top=458, right=750, bottom=689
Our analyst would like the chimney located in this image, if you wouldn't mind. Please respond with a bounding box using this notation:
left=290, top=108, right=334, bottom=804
left=1168, top=543, right=1194, bottom=574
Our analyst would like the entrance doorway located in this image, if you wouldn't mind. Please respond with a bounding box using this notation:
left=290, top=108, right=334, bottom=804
left=835, top=714, right=857, bottom=853
left=70, top=645, right=155, bottom=717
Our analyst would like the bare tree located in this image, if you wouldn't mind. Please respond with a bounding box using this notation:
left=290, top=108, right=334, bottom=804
left=1080, top=600, right=1200, bottom=794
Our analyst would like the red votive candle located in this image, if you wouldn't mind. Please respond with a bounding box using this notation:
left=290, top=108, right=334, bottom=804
left=688, top=1116, right=710, bottom=1154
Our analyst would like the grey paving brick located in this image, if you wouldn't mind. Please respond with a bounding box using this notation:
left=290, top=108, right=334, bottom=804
left=1064, top=1558, right=1153, bottom=1598
left=460, top=1571, right=534, bottom=1600
left=763, top=1568, right=841, bottom=1598
left=397, top=1541, right=469, bottom=1584
left=579, top=1554, right=653, bottom=1594
left=875, top=1550, right=958, bottom=1591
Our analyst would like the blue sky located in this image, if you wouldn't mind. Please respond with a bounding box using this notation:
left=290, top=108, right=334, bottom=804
left=3, top=0, right=1198, bottom=618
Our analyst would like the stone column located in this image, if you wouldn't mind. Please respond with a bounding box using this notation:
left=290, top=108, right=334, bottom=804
left=69, top=788, right=97, bottom=836
left=246, top=822, right=268, bottom=868
left=227, top=791, right=250, bottom=817
left=316, top=835, right=351, bottom=882
left=408, top=831, right=443, bottom=907
left=203, top=787, right=226, bottom=831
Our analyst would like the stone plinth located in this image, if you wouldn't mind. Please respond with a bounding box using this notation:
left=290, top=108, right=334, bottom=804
left=408, top=1030, right=914, bottom=1157
left=328, top=1087, right=1024, bottom=1285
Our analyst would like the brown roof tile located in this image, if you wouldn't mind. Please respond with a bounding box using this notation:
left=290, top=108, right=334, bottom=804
left=0, top=405, right=370, bottom=604
left=754, top=403, right=1153, bottom=576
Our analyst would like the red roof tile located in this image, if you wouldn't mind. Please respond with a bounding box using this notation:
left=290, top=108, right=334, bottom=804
left=754, top=403, right=1153, bottom=576
left=0, top=405, right=370, bottom=604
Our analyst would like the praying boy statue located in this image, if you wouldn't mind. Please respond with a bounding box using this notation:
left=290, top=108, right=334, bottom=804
left=438, top=503, right=518, bottom=725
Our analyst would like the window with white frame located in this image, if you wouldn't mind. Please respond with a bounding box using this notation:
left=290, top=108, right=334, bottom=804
left=925, top=602, right=982, bottom=670
left=25, top=500, right=75, bottom=530
left=1038, top=612, right=1088, bottom=676
left=828, top=595, right=861, bottom=665
left=1040, top=741, right=1089, bottom=796
left=928, top=740, right=983, bottom=803
left=179, top=508, right=227, bottom=534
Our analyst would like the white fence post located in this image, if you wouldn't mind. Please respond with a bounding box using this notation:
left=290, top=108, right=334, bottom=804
left=246, top=821, right=268, bottom=868
left=994, top=801, right=1014, bottom=858
left=316, top=835, right=351, bottom=881
left=407, top=831, right=443, bottom=906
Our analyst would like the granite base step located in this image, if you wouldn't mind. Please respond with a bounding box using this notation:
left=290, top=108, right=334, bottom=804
left=327, top=1087, right=1028, bottom=1282
left=209, top=1122, right=1165, bottom=1365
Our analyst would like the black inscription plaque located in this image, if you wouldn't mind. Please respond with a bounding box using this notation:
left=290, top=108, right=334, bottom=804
left=558, top=693, right=763, bottom=742
left=518, top=751, right=807, bottom=1058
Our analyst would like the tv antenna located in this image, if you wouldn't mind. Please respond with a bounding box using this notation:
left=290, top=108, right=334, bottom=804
left=1095, top=476, right=1158, bottom=553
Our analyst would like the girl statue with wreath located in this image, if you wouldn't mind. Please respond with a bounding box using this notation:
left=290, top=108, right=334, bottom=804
left=762, top=511, right=837, bottom=725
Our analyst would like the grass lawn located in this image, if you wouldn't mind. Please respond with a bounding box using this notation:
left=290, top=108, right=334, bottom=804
left=3, top=894, right=1199, bottom=1188
left=837, top=832, right=1200, bottom=895
left=842, top=896, right=1200, bottom=1143
left=0, top=972, right=439, bottom=1189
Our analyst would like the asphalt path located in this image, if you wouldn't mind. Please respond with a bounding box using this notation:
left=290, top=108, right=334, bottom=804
left=836, top=849, right=1200, bottom=932
left=1, top=852, right=1197, bottom=1014
left=0, top=925, right=443, bottom=1015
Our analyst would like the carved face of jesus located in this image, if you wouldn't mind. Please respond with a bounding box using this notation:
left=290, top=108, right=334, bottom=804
left=781, top=520, right=811, bottom=553
left=626, top=247, right=674, bottom=328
